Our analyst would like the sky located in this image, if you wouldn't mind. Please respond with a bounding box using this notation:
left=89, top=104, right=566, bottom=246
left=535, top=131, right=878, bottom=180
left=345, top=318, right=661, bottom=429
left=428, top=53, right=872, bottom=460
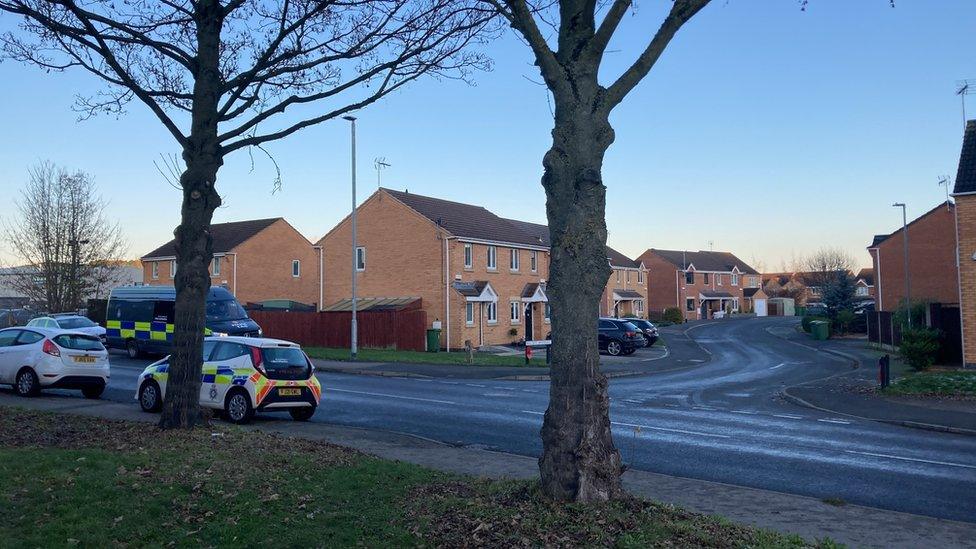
left=0, top=0, right=974, bottom=271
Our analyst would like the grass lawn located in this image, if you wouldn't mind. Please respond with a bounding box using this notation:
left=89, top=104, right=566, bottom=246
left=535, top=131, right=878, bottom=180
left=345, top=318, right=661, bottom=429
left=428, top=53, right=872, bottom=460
left=0, top=407, right=836, bottom=548
left=885, top=369, right=976, bottom=397
left=305, top=346, right=548, bottom=367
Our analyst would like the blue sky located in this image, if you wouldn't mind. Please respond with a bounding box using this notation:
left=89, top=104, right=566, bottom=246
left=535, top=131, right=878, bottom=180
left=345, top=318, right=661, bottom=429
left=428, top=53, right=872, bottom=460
left=0, top=0, right=973, bottom=270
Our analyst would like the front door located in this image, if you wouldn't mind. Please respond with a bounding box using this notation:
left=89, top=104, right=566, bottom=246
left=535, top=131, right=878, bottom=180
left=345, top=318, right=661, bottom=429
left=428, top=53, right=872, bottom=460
left=524, top=303, right=534, bottom=341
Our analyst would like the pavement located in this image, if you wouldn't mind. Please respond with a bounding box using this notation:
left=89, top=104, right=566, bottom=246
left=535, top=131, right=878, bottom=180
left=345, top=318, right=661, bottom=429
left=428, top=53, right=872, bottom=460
left=766, top=324, right=976, bottom=435
left=4, top=316, right=976, bottom=547
left=2, top=392, right=974, bottom=549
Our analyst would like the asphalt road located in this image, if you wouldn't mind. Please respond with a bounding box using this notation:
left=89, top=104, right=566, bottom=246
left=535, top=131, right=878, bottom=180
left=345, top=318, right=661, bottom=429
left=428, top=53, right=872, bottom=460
left=25, top=317, right=976, bottom=523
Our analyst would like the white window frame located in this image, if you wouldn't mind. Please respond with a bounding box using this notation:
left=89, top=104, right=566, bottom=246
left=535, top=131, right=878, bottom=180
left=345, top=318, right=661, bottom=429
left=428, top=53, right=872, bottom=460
left=292, top=259, right=301, bottom=278
left=356, top=247, right=366, bottom=272
left=637, top=270, right=643, bottom=284
left=170, top=260, right=176, bottom=278
left=486, top=301, right=498, bottom=324
left=731, top=273, right=739, bottom=286
left=151, top=262, right=159, bottom=280
left=686, top=297, right=695, bottom=312
left=510, top=300, right=521, bottom=324
left=211, top=257, right=221, bottom=277
left=685, top=271, right=694, bottom=284
left=717, top=274, right=723, bottom=286
left=487, top=246, right=497, bottom=271
left=510, top=249, right=520, bottom=272
left=616, top=269, right=620, bottom=283
left=530, top=251, right=538, bottom=273
left=636, top=300, right=644, bottom=315
left=465, top=302, right=475, bottom=325
left=857, top=286, right=869, bottom=296
left=464, top=243, right=473, bottom=269
left=544, top=302, right=551, bottom=323
left=626, top=270, right=631, bottom=283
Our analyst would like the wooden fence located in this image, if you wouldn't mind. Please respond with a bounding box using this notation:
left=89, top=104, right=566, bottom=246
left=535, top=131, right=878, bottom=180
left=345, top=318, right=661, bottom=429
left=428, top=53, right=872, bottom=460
left=248, top=309, right=428, bottom=351
left=866, top=303, right=962, bottom=365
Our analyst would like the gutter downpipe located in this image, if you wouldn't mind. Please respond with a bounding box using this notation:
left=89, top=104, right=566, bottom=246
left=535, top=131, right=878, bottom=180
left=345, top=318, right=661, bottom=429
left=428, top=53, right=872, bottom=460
left=225, top=253, right=238, bottom=296
left=314, top=245, right=324, bottom=311
left=443, top=234, right=455, bottom=352
left=952, top=199, right=966, bottom=366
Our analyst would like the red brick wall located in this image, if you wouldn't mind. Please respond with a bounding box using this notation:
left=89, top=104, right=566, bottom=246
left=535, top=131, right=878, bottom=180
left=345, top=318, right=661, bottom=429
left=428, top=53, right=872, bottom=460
left=955, top=196, right=976, bottom=366
left=875, top=204, right=958, bottom=313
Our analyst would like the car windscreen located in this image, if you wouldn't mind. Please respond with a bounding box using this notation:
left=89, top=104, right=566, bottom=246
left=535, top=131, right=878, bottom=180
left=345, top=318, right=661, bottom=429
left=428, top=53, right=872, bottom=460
left=53, top=334, right=105, bottom=351
left=260, top=347, right=311, bottom=380
left=619, top=321, right=640, bottom=332
left=57, top=317, right=97, bottom=329
left=206, top=299, right=248, bottom=322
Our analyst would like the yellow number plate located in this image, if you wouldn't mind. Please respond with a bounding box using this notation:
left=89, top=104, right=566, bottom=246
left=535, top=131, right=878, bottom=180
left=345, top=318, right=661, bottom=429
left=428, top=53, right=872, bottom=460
left=73, top=356, right=96, bottom=363
left=278, top=388, right=301, bottom=397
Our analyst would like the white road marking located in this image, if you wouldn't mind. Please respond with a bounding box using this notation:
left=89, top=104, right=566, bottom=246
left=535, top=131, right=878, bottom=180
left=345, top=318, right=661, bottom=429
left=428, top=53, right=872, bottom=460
left=773, top=414, right=804, bottom=420
left=522, top=410, right=544, bottom=415
left=465, top=383, right=487, bottom=388
left=521, top=389, right=537, bottom=393
left=844, top=450, right=976, bottom=470
left=770, top=363, right=786, bottom=370
left=692, top=406, right=717, bottom=411
left=439, top=381, right=460, bottom=385
left=328, top=387, right=456, bottom=405
left=730, top=410, right=757, bottom=415
left=818, top=418, right=851, bottom=425
left=611, top=420, right=731, bottom=439
left=690, top=359, right=706, bottom=363
left=622, top=399, right=642, bottom=404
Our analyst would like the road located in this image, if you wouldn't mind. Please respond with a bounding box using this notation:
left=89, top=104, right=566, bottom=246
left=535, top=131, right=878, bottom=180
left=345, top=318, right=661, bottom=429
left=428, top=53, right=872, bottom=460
left=30, top=317, right=976, bottom=523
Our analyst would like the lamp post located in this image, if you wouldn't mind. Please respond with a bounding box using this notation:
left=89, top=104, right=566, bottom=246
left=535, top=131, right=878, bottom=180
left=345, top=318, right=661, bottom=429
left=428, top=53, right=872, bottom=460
left=892, top=203, right=911, bottom=327
left=344, top=115, right=358, bottom=359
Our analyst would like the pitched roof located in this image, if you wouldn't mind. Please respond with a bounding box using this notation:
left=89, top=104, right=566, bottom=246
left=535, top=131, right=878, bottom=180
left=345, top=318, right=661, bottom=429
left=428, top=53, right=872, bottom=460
left=503, top=219, right=551, bottom=247
left=700, top=290, right=734, bottom=299
left=866, top=201, right=954, bottom=250
left=613, top=289, right=643, bottom=299
left=142, top=218, right=281, bottom=259
left=646, top=249, right=759, bottom=274
left=605, top=246, right=641, bottom=269
left=743, top=287, right=762, bottom=298
left=953, top=119, right=976, bottom=194
left=384, top=189, right=545, bottom=247
left=856, top=267, right=875, bottom=286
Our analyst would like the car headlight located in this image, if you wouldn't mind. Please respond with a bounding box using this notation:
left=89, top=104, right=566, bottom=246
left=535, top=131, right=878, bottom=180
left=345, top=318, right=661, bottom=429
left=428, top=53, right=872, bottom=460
left=257, top=328, right=263, bottom=337
left=213, top=331, right=229, bottom=337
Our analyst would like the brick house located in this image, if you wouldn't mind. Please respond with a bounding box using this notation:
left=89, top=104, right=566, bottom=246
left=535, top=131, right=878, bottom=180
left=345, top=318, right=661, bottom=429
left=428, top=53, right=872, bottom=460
left=855, top=268, right=876, bottom=300
left=952, top=120, right=976, bottom=367
left=867, top=201, right=957, bottom=313
left=141, top=218, right=321, bottom=307
left=316, top=188, right=645, bottom=350
left=637, top=249, right=760, bottom=321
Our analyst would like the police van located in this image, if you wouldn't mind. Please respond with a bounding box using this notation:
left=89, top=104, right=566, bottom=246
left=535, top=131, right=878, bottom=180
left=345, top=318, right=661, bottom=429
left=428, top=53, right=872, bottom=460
left=106, top=286, right=262, bottom=358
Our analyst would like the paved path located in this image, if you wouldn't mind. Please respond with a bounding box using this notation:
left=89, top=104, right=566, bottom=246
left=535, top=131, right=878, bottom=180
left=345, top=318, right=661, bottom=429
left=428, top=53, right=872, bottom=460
left=10, top=317, right=976, bottom=528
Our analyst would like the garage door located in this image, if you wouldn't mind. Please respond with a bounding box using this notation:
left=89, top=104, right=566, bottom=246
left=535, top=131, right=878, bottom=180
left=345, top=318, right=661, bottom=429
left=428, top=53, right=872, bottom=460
left=754, top=299, right=767, bottom=317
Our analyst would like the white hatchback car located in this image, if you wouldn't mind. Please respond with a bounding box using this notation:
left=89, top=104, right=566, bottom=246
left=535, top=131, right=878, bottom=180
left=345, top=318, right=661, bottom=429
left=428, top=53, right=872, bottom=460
left=0, top=327, right=110, bottom=398
left=136, top=336, right=321, bottom=424
left=28, top=315, right=107, bottom=341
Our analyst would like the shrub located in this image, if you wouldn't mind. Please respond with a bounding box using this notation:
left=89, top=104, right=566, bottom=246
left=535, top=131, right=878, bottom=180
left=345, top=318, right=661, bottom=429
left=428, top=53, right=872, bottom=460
left=834, top=309, right=856, bottom=334
left=899, top=328, right=941, bottom=371
left=663, top=307, right=683, bottom=324
left=801, top=315, right=827, bottom=333
left=508, top=327, right=518, bottom=337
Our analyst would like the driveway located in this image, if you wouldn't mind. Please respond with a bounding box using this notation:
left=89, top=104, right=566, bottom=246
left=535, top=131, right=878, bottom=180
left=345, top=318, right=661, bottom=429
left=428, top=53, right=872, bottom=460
left=8, top=316, right=976, bottom=523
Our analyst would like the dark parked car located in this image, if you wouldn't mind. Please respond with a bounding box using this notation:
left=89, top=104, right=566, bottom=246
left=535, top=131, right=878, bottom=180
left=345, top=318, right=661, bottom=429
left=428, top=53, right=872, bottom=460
left=626, top=318, right=659, bottom=347
left=598, top=318, right=643, bottom=356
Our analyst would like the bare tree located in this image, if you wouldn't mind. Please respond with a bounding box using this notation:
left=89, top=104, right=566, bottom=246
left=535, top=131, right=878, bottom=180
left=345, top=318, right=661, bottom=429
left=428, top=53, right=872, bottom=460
left=0, top=0, right=495, bottom=428
left=2, top=162, right=127, bottom=312
left=480, top=0, right=711, bottom=502
left=803, top=247, right=857, bottom=317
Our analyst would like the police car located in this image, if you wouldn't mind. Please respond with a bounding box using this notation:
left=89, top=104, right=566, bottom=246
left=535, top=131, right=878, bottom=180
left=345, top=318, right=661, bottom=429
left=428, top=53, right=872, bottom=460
left=135, top=336, right=321, bottom=424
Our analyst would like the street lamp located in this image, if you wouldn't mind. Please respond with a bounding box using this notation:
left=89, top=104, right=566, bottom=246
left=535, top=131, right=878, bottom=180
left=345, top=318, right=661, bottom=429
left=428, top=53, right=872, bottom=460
left=343, top=115, right=358, bottom=359
left=892, top=203, right=911, bottom=327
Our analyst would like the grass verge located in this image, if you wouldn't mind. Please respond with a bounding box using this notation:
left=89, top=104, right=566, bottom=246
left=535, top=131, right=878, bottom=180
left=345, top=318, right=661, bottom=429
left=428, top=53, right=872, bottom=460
left=885, top=369, right=976, bottom=398
left=305, top=346, right=547, bottom=367
left=0, top=407, right=836, bottom=548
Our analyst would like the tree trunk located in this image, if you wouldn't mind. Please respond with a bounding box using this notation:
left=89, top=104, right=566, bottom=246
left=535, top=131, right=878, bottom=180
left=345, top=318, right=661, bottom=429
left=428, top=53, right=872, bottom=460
left=158, top=0, right=224, bottom=429
left=539, top=90, right=623, bottom=502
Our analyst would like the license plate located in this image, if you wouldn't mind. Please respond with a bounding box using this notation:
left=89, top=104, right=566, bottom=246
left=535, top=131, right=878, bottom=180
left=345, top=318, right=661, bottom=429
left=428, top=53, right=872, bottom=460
left=73, top=356, right=96, bottom=363
left=278, top=388, right=301, bottom=397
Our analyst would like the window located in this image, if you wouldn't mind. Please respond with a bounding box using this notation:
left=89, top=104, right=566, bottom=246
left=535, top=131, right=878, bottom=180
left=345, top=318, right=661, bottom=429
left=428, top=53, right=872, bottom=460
left=635, top=300, right=644, bottom=315
left=616, top=270, right=620, bottom=283
left=170, top=260, right=177, bottom=277
left=748, top=276, right=758, bottom=288
left=16, top=330, right=44, bottom=345
left=0, top=329, right=20, bottom=347
left=598, top=320, right=614, bottom=330
left=465, top=302, right=474, bottom=325
left=686, top=297, right=695, bottom=312
left=717, top=274, right=723, bottom=286
left=356, top=246, right=366, bottom=271
left=510, top=301, right=521, bottom=324
left=211, top=257, right=221, bottom=277
left=487, top=246, right=497, bottom=270
left=732, top=298, right=740, bottom=311
left=637, top=270, right=643, bottom=284
left=510, top=249, right=520, bottom=271
left=486, top=301, right=497, bottom=323
left=211, top=341, right=248, bottom=361
left=731, top=273, right=739, bottom=286
left=151, top=262, right=159, bottom=279
left=292, top=259, right=302, bottom=277
left=544, top=303, right=551, bottom=322
left=857, top=286, right=869, bottom=296
left=530, top=251, right=538, bottom=272
left=626, top=271, right=631, bottom=283
left=685, top=271, right=694, bottom=284
left=464, top=244, right=473, bottom=269
left=202, top=340, right=218, bottom=361
left=703, top=273, right=710, bottom=285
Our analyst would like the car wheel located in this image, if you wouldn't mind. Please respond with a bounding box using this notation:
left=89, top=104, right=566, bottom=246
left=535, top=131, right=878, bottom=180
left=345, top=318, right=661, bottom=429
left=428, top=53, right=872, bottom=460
left=224, top=389, right=254, bottom=425
left=289, top=406, right=316, bottom=422
left=138, top=380, right=163, bottom=413
left=82, top=384, right=105, bottom=399
left=126, top=339, right=141, bottom=359
left=15, top=368, right=40, bottom=397
left=606, top=340, right=622, bottom=356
